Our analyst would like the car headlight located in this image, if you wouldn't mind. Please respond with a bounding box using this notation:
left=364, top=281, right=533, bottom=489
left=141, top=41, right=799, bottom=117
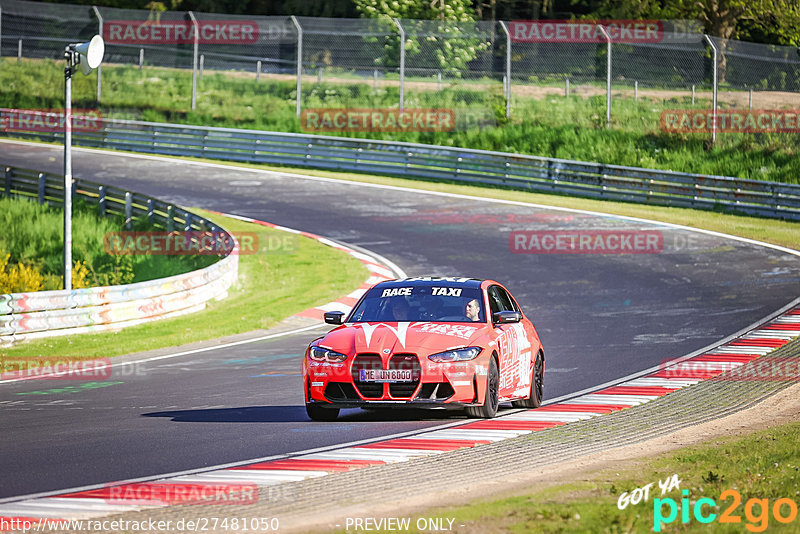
left=309, top=345, right=348, bottom=363
left=428, top=347, right=482, bottom=362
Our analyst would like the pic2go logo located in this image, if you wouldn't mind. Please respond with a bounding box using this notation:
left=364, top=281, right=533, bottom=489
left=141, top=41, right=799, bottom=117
left=654, top=489, right=798, bottom=532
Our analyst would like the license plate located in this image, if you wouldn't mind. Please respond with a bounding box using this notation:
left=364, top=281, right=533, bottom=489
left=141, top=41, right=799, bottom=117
left=358, top=369, right=413, bottom=382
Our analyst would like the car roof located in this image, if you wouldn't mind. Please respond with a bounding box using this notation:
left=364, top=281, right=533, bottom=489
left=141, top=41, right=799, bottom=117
left=375, top=277, right=484, bottom=290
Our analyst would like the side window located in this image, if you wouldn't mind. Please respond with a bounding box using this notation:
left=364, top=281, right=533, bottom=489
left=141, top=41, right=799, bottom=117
left=487, top=286, right=503, bottom=315
left=488, top=286, right=514, bottom=314
left=498, top=287, right=521, bottom=313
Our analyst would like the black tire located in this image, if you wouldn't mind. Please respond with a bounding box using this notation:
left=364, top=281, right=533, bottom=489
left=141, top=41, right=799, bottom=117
left=466, top=356, right=499, bottom=418
left=306, top=403, right=340, bottom=421
left=512, top=351, right=544, bottom=409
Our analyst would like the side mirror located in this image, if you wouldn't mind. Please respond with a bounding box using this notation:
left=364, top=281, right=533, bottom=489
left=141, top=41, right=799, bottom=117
left=493, top=311, right=522, bottom=324
left=324, top=311, right=346, bottom=325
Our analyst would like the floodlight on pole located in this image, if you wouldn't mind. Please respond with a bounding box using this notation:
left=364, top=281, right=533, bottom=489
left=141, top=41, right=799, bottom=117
left=64, top=35, right=104, bottom=291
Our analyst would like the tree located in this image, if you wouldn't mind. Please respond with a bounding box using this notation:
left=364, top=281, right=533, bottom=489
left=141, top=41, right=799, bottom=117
left=595, top=0, right=800, bottom=44
left=595, top=0, right=800, bottom=82
left=353, top=0, right=490, bottom=76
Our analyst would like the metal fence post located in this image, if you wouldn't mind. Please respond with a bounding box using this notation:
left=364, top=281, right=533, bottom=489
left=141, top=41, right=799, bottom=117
left=139, top=48, right=144, bottom=70
left=188, top=11, right=199, bottom=110
left=38, top=173, right=46, bottom=204
left=499, top=21, right=512, bottom=118
left=125, top=191, right=133, bottom=229
left=393, top=18, right=405, bottom=112
left=597, top=25, right=611, bottom=127
left=17, top=38, right=21, bottom=61
left=0, top=7, right=3, bottom=59
left=290, top=16, right=302, bottom=117
left=92, top=6, right=103, bottom=102
left=704, top=34, right=718, bottom=144
left=98, top=185, right=106, bottom=217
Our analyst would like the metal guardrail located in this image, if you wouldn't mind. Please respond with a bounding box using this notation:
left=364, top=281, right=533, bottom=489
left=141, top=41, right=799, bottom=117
left=2, top=115, right=798, bottom=220
left=0, top=163, right=239, bottom=344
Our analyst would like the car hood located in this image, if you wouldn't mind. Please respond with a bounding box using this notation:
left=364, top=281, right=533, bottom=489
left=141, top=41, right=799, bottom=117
left=318, top=321, right=488, bottom=356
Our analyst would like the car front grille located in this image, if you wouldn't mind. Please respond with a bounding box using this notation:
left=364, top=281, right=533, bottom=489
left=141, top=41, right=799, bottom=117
left=352, top=353, right=383, bottom=398
left=388, top=353, right=421, bottom=398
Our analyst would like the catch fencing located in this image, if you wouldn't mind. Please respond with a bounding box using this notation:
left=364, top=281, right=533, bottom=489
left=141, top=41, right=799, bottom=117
left=0, top=163, right=239, bottom=344
left=3, top=114, right=799, bottom=221
left=2, top=0, right=800, bottom=130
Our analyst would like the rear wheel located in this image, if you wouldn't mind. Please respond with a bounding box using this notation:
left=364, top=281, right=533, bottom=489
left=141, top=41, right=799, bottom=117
left=512, top=351, right=544, bottom=409
left=466, top=357, right=499, bottom=418
left=306, top=403, right=340, bottom=421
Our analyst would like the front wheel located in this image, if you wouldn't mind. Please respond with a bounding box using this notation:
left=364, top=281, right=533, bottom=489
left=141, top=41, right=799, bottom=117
left=306, top=403, right=340, bottom=421
left=512, top=351, right=544, bottom=409
left=466, top=357, right=499, bottom=418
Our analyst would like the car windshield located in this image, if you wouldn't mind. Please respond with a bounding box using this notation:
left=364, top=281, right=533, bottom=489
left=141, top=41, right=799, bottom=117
left=348, top=284, right=485, bottom=323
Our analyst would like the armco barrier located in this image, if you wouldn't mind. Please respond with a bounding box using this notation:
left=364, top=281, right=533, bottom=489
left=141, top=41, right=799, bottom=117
left=0, top=163, right=238, bottom=344
left=2, top=114, right=799, bottom=220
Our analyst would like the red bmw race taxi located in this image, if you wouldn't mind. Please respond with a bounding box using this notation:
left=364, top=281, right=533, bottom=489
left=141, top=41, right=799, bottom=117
left=303, top=277, right=544, bottom=421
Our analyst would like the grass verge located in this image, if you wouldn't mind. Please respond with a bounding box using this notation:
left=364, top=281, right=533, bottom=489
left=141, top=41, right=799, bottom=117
left=0, top=209, right=368, bottom=360
left=0, top=195, right=215, bottom=290
left=366, top=421, right=800, bottom=533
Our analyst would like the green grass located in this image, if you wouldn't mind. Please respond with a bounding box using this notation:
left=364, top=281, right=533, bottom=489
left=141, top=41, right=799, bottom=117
left=0, top=196, right=214, bottom=288
left=0, top=209, right=368, bottom=359
left=2, top=58, right=799, bottom=183
left=339, top=421, right=800, bottom=533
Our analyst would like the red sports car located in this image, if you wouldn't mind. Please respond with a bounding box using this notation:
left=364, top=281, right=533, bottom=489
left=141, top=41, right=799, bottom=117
left=303, top=277, right=544, bottom=421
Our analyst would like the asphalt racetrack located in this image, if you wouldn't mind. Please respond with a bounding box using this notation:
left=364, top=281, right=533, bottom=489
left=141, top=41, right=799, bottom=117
left=2, top=140, right=799, bottom=499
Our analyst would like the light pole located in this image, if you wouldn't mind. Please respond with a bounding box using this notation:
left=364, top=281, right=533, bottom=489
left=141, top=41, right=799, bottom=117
left=63, top=35, right=104, bottom=290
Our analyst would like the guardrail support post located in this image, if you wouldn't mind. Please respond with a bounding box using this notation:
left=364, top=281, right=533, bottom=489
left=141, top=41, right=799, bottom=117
left=393, top=18, right=405, bottom=112
left=147, top=198, right=154, bottom=224
left=38, top=173, right=46, bottom=204
left=167, top=205, right=174, bottom=233
left=704, top=34, right=718, bottom=144
left=4, top=167, right=12, bottom=197
left=499, top=21, right=512, bottom=118
left=188, top=11, right=199, bottom=111
left=98, top=185, right=106, bottom=217
left=124, top=191, right=132, bottom=230
left=290, top=16, right=303, bottom=117
left=185, top=212, right=192, bottom=232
